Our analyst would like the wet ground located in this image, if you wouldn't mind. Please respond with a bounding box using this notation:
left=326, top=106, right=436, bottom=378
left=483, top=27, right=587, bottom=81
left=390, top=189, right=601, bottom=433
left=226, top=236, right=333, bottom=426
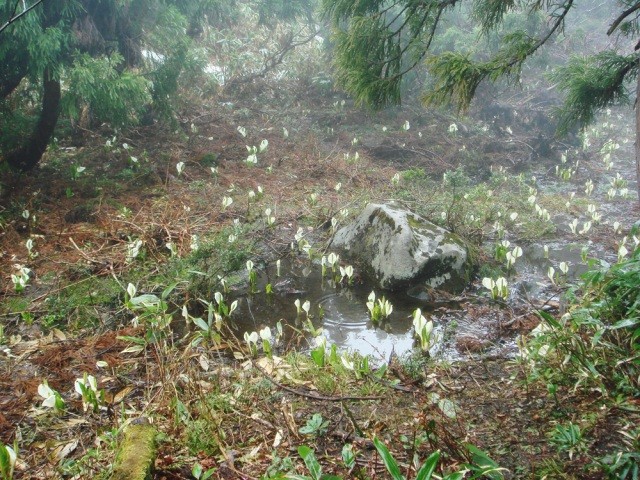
left=227, top=121, right=639, bottom=364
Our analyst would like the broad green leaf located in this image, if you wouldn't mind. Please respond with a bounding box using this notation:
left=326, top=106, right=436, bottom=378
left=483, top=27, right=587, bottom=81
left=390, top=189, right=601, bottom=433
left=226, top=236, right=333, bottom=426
left=310, top=349, right=325, bottom=367
left=591, top=328, right=605, bottom=347
left=465, top=444, right=503, bottom=479
left=201, top=469, right=216, bottom=480
left=442, top=474, right=464, bottom=480
left=538, top=310, right=561, bottom=329
left=161, top=282, right=178, bottom=300
left=415, top=450, right=440, bottom=480
left=342, top=444, right=355, bottom=470
left=193, top=318, right=210, bottom=332
left=117, top=335, right=146, bottom=345
left=129, top=294, right=160, bottom=307
left=374, top=363, right=387, bottom=379
left=0, top=444, right=13, bottom=479
left=610, top=318, right=639, bottom=329
left=121, top=344, right=145, bottom=354
left=298, top=445, right=322, bottom=480
left=373, top=437, right=404, bottom=480
left=466, top=443, right=499, bottom=467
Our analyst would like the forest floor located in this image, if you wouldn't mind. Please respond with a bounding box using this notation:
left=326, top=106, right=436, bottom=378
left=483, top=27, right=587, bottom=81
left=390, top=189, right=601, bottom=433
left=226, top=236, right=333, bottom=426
left=0, top=84, right=638, bottom=479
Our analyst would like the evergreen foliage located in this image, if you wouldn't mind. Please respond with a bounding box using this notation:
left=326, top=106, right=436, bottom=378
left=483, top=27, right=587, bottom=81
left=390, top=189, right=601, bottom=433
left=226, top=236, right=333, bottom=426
left=322, top=0, right=639, bottom=125
left=323, top=0, right=640, bottom=199
left=0, top=0, right=320, bottom=171
left=0, top=0, right=234, bottom=170
left=256, top=0, right=316, bottom=25
left=551, top=51, right=638, bottom=134
left=61, top=53, right=151, bottom=127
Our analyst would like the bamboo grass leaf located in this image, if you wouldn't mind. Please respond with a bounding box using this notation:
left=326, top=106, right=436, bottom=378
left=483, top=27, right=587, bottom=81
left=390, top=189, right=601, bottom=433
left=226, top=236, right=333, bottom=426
left=373, top=437, right=405, bottom=480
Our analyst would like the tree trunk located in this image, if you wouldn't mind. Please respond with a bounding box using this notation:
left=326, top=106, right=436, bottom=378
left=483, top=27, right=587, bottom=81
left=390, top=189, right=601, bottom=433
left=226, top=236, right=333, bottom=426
left=5, top=68, right=60, bottom=172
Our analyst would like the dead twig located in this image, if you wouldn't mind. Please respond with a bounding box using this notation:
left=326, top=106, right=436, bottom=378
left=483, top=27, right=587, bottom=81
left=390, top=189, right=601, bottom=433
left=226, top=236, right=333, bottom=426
left=69, top=237, right=99, bottom=264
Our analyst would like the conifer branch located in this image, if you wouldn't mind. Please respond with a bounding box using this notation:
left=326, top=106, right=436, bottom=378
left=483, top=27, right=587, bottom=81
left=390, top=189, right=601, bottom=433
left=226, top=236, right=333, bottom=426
left=425, top=0, right=574, bottom=112
left=502, top=0, right=573, bottom=71
left=551, top=51, right=638, bottom=134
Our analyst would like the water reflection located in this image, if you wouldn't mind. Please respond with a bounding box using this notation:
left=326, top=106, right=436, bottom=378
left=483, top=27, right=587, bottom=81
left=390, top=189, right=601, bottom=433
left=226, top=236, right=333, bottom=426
left=232, top=258, right=422, bottom=362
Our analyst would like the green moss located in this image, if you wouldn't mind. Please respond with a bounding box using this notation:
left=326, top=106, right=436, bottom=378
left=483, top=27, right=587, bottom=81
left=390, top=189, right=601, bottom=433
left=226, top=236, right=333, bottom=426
left=368, top=208, right=396, bottom=231
left=406, top=214, right=423, bottom=231
left=112, top=421, right=157, bottom=480
left=0, top=297, right=30, bottom=314
left=401, top=168, right=430, bottom=183
left=40, top=276, right=122, bottom=331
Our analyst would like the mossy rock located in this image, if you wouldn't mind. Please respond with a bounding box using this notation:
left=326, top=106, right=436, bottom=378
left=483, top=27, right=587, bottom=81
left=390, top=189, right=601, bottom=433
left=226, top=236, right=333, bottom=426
left=333, top=202, right=472, bottom=292
left=111, top=418, right=157, bottom=480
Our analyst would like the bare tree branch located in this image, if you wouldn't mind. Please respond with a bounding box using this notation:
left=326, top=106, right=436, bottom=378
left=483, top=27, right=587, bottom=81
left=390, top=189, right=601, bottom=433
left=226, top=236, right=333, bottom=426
left=0, top=0, right=45, bottom=35
left=225, top=27, right=321, bottom=89
left=607, top=1, right=640, bottom=36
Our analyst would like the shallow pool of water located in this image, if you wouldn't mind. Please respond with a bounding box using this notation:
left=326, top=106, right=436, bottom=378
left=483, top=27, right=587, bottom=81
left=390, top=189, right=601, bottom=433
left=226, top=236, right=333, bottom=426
left=225, top=257, right=515, bottom=362
left=229, top=258, right=424, bottom=361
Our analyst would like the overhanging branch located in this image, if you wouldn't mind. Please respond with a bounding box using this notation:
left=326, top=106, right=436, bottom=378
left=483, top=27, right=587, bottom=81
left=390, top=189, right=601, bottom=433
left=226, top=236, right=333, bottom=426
left=607, top=2, right=640, bottom=36
left=225, top=28, right=321, bottom=89
left=0, top=0, right=45, bottom=35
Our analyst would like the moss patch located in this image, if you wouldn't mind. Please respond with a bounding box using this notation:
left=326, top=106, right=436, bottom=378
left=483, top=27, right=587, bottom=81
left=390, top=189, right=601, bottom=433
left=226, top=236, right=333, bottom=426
left=111, top=420, right=157, bottom=480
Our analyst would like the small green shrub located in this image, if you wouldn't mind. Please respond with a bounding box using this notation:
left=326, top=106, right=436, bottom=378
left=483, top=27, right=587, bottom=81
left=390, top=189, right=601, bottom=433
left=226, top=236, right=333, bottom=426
left=549, top=422, right=586, bottom=460
left=526, top=245, right=640, bottom=397
left=276, top=439, right=503, bottom=480
left=199, top=153, right=219, bottom=167
left=299, top=413, right=329, bottom=438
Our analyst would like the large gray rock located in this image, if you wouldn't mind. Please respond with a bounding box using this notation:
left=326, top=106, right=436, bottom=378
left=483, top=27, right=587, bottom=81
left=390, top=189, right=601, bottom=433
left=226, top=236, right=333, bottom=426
left=332, top=203, right=471, bottom=291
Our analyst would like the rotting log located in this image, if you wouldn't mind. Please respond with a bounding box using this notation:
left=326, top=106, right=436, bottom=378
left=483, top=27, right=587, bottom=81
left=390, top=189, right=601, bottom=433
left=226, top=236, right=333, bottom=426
left=111, top=418, right=157, bottom=480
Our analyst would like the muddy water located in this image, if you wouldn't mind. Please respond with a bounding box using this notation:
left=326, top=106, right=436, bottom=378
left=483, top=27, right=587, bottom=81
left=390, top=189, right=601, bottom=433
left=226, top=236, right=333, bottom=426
left=231, top=258, right=421, bottom=362
left=229, top=199, right=634, bottom=363
left=515, top=241, right=605, bottom=299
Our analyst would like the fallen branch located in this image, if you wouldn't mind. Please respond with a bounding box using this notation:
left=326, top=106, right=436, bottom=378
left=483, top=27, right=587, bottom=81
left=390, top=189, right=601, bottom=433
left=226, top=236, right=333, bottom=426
left=69, top=237, right=99, bottom=264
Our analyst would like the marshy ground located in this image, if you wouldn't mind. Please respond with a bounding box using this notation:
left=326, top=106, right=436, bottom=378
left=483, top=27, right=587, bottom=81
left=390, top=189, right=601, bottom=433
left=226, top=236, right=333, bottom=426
left=1, top=87, right=638, bottom=478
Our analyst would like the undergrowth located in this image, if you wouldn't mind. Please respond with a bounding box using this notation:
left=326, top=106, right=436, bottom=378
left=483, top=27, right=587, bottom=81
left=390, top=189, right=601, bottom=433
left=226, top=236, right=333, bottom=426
left=522, top=245, right=640, bottom=477
left=396, top=166, right=555, bottom=246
